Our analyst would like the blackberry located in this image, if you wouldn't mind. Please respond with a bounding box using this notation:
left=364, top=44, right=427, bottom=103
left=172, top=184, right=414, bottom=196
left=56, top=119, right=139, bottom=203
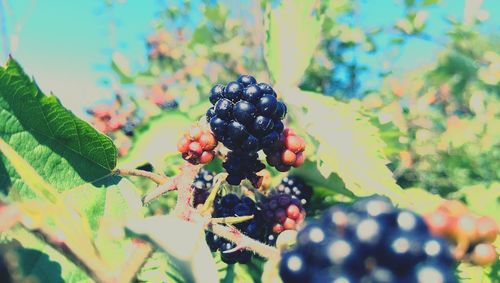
left=192, top=169, right=215, bottom=207
left=223, top=151, right=265, bottom=187
left=276, top=176, right=312, bottom=207
left=260, top=193, right=305, bottom=236
left=206, top=75, right=287, bottom=154
left=279, top=195, right=457, bottom=282
left=205, top=75, right=307, bottom=181
left=208, top=194, right=265, bottom=264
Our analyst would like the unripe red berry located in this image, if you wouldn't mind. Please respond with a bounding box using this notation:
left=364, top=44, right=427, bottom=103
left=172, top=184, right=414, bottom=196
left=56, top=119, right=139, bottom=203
left=283, top=128, right=296, bottom=136
left=281, top=150, right=296, bottom=166
left=470, top=243, right=497, bottom=266
left=189, top=142, right=203, bottom=156
left=285, top=135, right=305, bottom=153
left=287, top=204, right=301, bottom=220
left=177, top=137, right=190, bottom=153
left=188, top=126, right=202, bottom=141
left=273, top=223, right=284, bottom=234
left=452, top=213, right=478, bottom=241
left=476, top=216, right=498, bottom=243
left=199, top=151, right=214, bottom=164
left=199, top=133, right=217, bottom=150
left=424, top=210, right=450, bottom=236
left=283, top=218, right=296, bottom=230
left=293, top=152, right=305, bottom=167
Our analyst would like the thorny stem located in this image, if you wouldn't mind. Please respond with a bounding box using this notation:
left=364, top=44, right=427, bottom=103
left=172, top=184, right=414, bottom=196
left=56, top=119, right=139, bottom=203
left=173, top=162, right=202, bottom=219
left=207, top=222, right=281, bottom=261
left=117, top=163, right=281, bottom=262
left=141, top=177, right=178, bottom=205
left=114, top=168, right=168, bottom=185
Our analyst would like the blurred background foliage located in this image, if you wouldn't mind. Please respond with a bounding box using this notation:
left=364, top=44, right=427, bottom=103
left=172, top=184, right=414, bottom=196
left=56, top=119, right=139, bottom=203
left=103, top=0, right=499, bottom=200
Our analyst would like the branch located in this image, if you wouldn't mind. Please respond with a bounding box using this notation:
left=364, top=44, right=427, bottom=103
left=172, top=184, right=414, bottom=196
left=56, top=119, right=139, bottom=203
left=173, top=162, right=202, bottom=219
left=114, top=168, right=168, bottom=185
left=113, top=240, right=154, bottom=283
left=206, top=222, right=281, bottom=261
left=140, top=162, right=200, bottom=206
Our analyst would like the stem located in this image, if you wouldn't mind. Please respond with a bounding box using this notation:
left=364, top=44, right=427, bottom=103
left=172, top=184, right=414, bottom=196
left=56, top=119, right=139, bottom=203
left=173, top=162, right=201, bottom=219
left=206, top=223, right=281, bottom=261
left=114, top=168, right=168, bottom=185
left=142, top=177, right=178, bottom=205
left=211, top=215, right=254, bottom=225
left=113, top=240, right=154, bottom=283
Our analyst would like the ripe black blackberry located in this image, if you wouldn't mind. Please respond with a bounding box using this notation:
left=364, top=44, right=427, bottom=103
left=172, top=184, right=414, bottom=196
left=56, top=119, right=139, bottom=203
left=222, top=151, right=265, bottom=187
left=207, top=75, right=287, bottom=154
left=206, top=194, right=265, bottom=264
left=279, top=195, right=457, bottom=283
left=192, top=168, right=215, bottom=208
left=275, top=176, right=312, bottom=207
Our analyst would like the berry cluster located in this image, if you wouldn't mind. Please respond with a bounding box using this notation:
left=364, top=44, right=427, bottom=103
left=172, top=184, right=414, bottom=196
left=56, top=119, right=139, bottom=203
left=205, top=75, right=305, bottom=185
left=192, top=169, right=215, bottom=208
left=177, top=125, right=217, bottom=165
left=280, top=196, right=457, bottom=283
left=223, top=151, right=265, bottom=187
left=275, top=176, right=312, bottom=207
left=206, top=194, right=264, bottom=264
left=260, top=193, right=305, bottom=235
left=424, top=200, right=498, bottom=266
left=265, top=129, right=306, bottom=172
left=87, top=94, right=140, bottom=156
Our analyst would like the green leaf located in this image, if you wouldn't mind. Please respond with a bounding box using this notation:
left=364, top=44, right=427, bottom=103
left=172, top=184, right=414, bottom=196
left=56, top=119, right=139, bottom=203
left=126, top=215, right=218, bottom=283
left=457, top=262, right=497, bottom=283
left=118, top=111, right=191, bottom=169
left=62, top=175, right=143, bottom=268
left=0, top=58, right=117, bottom=199
left=285, top=88, right=409, bottom=205
left=265, top=0, right=323, bottom=86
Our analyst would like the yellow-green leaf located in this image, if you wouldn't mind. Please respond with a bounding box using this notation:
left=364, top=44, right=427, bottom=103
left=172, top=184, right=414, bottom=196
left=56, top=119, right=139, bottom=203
left=284, top=88, right=409, bottom=205
left=265, top=0, right=323, bottom=86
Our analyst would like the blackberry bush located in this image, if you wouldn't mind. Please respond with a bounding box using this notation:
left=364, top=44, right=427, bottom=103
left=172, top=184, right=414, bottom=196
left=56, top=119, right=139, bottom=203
left=280, top=196, right=458, bottom=283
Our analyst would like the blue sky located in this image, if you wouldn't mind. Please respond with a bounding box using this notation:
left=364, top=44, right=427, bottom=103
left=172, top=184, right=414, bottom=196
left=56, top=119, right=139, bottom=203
left=0, top=0, right=498, bottom=115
